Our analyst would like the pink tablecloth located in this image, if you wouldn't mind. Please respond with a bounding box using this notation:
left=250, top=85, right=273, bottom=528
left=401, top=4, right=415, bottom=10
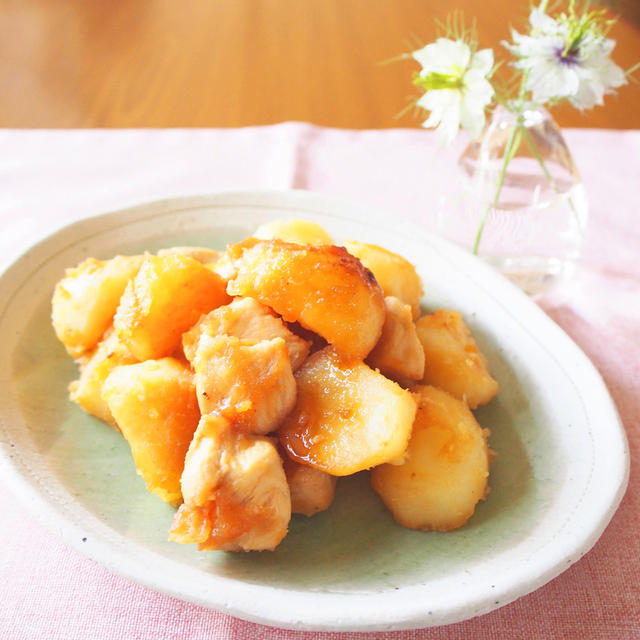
left=0, top=124, right=638, bottom=639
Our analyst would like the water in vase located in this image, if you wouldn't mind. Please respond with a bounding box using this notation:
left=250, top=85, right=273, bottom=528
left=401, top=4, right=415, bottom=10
left=439, top=106, right=588, bottom=296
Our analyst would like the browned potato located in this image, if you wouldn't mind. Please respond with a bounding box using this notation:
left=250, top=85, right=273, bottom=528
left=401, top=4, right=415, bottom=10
left=157, top=246, right=221, bottom=265
left=169, top=413, right=291, bottom=551
left=279, top=346, right=417, bottom=476
left=227, top=239, right=385, bottom=360
left=68, top=327, right=137, bottom=427
left=114, top=254, right=231, bottom=361
left=102, top=358, right=201, bottom=505
left=193, top=335, right=296, bottom=435
left=253, top=218, right=333, bottom=245
left=282, top=455, right=337, bottom=517
left=371, top=385, right=490, bottom=532
left=416, top=310, right=499, bottom=409
left=367, top=296, right=425, bottom=382
left=182, top=296, right=310, bottom=370
left=52, top=255, right=143, bottom=357
left=343, top=240, right=423, bottom=319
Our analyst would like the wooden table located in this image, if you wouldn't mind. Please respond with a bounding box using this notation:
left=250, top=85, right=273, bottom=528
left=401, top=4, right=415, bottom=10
left=1, top=0, right=639, bottom=129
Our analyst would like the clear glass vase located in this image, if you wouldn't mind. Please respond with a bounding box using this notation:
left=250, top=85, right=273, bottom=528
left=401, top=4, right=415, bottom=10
left=437, top=105, right=588, bottom=296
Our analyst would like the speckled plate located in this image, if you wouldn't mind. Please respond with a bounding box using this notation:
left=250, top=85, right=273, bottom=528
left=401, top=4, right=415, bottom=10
left=0, top=191, right=629, bottom=631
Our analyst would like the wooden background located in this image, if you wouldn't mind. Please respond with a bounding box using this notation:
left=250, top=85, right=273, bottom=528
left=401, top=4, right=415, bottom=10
left=1, top=0, right=638, bottom=129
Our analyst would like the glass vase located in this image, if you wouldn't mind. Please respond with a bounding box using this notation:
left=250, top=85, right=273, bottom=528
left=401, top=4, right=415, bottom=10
left=437, top=105, right=588, bottom=296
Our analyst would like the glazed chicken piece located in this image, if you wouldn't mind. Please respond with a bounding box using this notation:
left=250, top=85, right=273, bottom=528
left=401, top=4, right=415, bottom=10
left=227, top=239, right=386, bottom=360
left=208, top=237, right=260, bottom=282
left=193, top=334, right=297, bottom=435
left=183, top=297, right=310, bottom=370
left=169, top=413, right=291, bottom=551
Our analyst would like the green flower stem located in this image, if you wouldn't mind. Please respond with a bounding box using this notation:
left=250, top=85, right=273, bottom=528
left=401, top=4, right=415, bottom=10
left=625, top=60, right=640, bottom=77
left=520, top=125, right=552, bottom=181
left=473, top=62, right=531, bottom=256
left=472, top=121, right=523, bottom=254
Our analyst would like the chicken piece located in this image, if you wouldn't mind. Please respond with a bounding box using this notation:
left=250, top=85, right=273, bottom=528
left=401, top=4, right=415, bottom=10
left=253, top=218, right=333, bottom=245
left=182, top=297, right=310, bottom=370
left=68, top=326, right=137, bottom=427
left=52, top=254, right=144, bottom=358
left=227, top=239, right=385, bottom=360
left=169, top=414, right=291, bottom=551
left=208, top=237, right=261, bottom=282
left=102, top=358, right=201, bottom=505
left=415, top=310, right=499, bottom=409
left=371, top=385, right=490, bottom=532
left=282, top=455, right=336, bottom=517
left=343, top=240, right=424, bottom=319
left=157, top=246, right=221, bottom=265
left=193, top=335, right=296, bottom=435
left=279, top=346, right=417, bottom=476
left=366, top=296, right=425, bottom=382
left=114, top=253, right=231, bottom=361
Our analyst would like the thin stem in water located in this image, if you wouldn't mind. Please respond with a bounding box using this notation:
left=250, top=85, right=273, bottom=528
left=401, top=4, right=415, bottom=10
left=472, top=121, right=523, bottom=254
left=520, top=125, right=552, bottom=181
left=472, top=61, right=530, bottom=255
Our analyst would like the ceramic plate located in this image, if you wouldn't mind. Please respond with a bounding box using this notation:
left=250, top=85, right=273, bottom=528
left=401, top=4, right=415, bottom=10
left=0, top=191, right=628, bottom=631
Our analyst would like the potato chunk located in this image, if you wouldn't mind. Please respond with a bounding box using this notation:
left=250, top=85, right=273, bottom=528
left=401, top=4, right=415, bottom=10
left=416, top=310, right=499, bottom=409
left=169, top=414, right=291, bottom=551
left=371, top=385, right=490, bottom=532
left=157, top=246, right=221, bottom=265
left=227, top=240, right=385, bottom=360
left=253, top=218, right=333, bottom=245
left=114, top=254, right=230, bottom=361
left=282, top=456, right=337, bottom=517
left=193, top=335, right=296, bottom=435
left=68, top=327, right=137, bottom=427
left=343, top=240, right=423, bottom=319
left=279, top=346, right=417, bottom=476
left=52, top=255, right=143, bottom=357
left=102, top=358, right=201, bottom=505
left=366, top=296, right=425, bottom=382
left=183, top=297, right=310, bottom=370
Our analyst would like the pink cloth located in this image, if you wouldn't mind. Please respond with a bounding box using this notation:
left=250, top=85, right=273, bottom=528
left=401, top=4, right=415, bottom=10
left=0, top=124, right=638, bottom=639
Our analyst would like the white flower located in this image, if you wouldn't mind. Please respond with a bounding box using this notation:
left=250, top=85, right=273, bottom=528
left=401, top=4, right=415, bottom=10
left=412, top=38, right=494, bottom=144
left=506, top=7, right=627, bottom=110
